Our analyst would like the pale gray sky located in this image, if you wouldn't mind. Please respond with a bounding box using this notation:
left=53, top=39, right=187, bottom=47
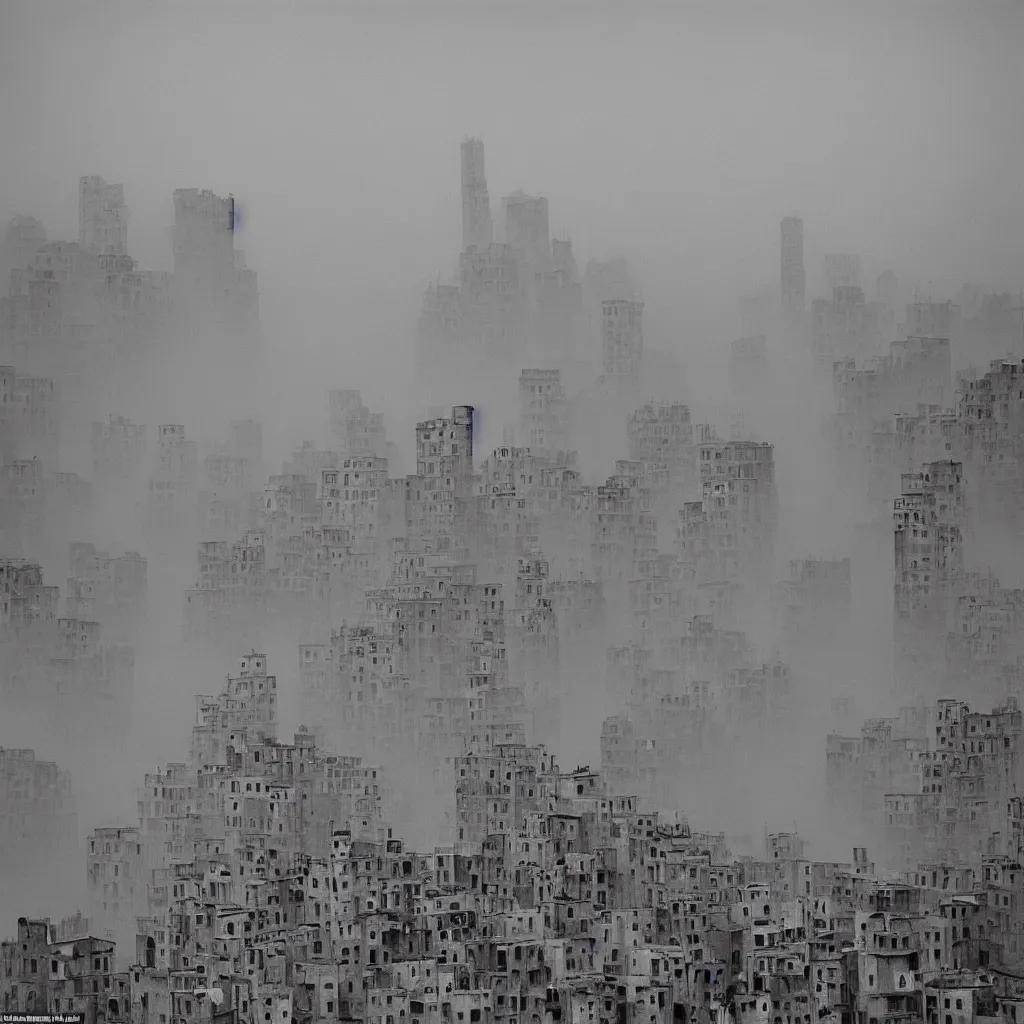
left=2, top=0, right=1021, bottom=382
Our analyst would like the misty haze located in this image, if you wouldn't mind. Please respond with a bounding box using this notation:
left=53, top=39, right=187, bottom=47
left=2, top=2, right=1024, bottom=1024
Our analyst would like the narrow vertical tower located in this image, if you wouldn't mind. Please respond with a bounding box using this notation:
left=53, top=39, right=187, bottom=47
left=79, top=175, right=129, bottom=256
left=602, top=299, right=644, bottom=380
left=461, top=137, right=493, bottom=252
left=780, top=214, right=804, bottom=323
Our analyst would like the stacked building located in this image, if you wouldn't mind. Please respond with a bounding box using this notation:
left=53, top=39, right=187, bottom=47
left=144, top=424, right=199, bottom=539
left=171, top=188, right=258, bottom=335
left=196, top=420, right=265, bottom=543
left=328, top=391, right=391, bottom=462
left=893, top=460, right=965, bottom=691
left=958, top=358, right=1024, bottom=533
left=518, top=369, right=568, bottom=455
left=831, top=302, right=955, bottom=483
left=11, top=678, right=1024, bottom=1024
left=813, top=285, right=885, bottom=366
left=79, top=176, right=130, bottom=257
left=945, top=572, right=1024, bottom=695
left=0, top=364, right=58, bottom=466
left=600, top=299, right=644, bottom=386
left=1, top=918, right=129, bottom=1024
left=677, top=430, right=779, bottom=585
left=405, top=406, right=476, bottom=556
left=0, top=557, right=60, bottom=637
left=829, top=696, right=1024, bottom=873
left=185, top=411, right=399, bottom=644
left=626, top=401, right=696, bottom=516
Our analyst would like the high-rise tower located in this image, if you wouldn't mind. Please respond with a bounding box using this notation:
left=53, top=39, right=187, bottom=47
left=172, top=189, right=234, bottom=286
left=171, top=189, right=258, bottom=331
left=79, top=176, right=129, bottom=256
left=502, top=192, right=550, bottom=270
left=461, top=137, right=493, bottom=252
left=780, top=215, right=804, bottom=323
left=602, top=299, right=644, bottom=380
left=892, top=459, right=964, bottom=693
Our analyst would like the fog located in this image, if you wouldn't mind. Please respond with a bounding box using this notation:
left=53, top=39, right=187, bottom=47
left=4, top=2, right=1023, bottom=380
left=1, top=0, right=1023, bottom=993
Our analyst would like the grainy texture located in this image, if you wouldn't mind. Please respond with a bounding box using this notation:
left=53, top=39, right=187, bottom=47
left=2, top=3, right=1024, bottom=1020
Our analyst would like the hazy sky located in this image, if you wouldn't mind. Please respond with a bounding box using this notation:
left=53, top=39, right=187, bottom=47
left=2, top=0, right=1022, bottom=382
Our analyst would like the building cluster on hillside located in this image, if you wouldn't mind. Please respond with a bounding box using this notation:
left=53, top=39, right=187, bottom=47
left=828, top=696, right=1024, bottom=872
left=812, top=283, right=1024, bottom=703
left=957, top=359, right=1024, bottom=532
left=831, top=302, right=956, bottom=494
left=10, top=647, right=1024, bottom=1024
left=9, top=728, right=1024, bottom=1024
left=877, top=360, right=1024, bottom=695
left=150, top=372, right=783, bottom=832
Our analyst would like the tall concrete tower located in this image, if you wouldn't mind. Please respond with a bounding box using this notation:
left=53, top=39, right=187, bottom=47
left=503, top=192, right=550, bottom=269
left=461, top=137, right=493, bottom=252
left=602, top=299, right=644, bottom=379
left=780, top=215, right=805, bottom=323
left=172, top=188, right=235, bottom=286
left=79, top=176, right=129, bottom=256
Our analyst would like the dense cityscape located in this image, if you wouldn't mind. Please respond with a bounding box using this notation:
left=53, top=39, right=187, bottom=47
left=4, top=7, right=1024, bottom=1024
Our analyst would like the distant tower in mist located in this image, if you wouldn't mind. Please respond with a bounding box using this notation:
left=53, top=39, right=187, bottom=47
left=461, top=137, right=493, bottom=252
left=172, top=189, right=235, bottom=285
left=823, top=253, right=862, bottom=294
left=503, top=192, right=550, bottom=270
left=79, top=176, right=129, bottom=256
left=602, top=299, right=644, bottom=379
left=780, top=215, right=804, bottom=322
left=876, top=269, right=899, bottom=312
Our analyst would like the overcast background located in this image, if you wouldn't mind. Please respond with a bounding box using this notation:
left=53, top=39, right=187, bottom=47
left=2, top=0, right=1022, bottom=411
